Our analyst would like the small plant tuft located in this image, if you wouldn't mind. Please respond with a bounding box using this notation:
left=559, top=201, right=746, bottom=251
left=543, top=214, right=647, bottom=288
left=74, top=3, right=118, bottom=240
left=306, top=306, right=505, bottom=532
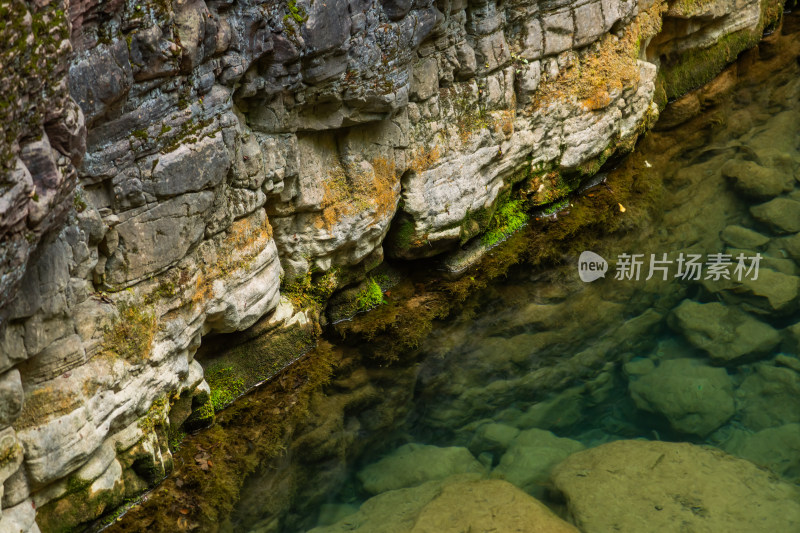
left=355, top=277, right=387, bottom=312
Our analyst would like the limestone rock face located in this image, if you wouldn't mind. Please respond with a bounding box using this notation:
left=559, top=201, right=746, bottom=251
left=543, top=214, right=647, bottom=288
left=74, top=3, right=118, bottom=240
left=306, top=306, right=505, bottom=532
left=310, top=475, right=580, bottom=533
left=0, top=0, right=776, bottom=529
left=551, top=440, right=800, bottom=533
left=628, top=358, right=735, bottom=436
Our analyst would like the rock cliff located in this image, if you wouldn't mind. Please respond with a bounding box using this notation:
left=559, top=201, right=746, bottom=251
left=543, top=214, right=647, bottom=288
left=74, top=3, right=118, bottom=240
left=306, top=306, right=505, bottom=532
left=0, top=0, right=784, bottom=530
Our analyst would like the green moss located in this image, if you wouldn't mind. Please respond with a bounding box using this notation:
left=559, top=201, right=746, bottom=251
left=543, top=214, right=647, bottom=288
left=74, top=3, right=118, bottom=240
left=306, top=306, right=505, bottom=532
left=284, top=267, right=339, bottom=310
left=540, top=198, right=569, bottom=216
left=168, top=428, right=186, bottom=453
left=206, top=365, right=246, bottom=412
left=130, top=128, right=149, bottom=141
left=73, top=189, right=88, bottom=213
left=36, top=473, right=124, bottom=533
left=283, top=0, right=307, bottom=24
left=482, top=197, right=529, bottom=246
left=138, top=396, right=168, bottom=433
left=100, top=301, right=157, bottom=361
left=107, top=343, right=338, bottom=532
left=355, top=278, right=387, bottom=312
left=143, top=278, right=178, bottom=305
left=460, top=205, right=493, bottom=244
left=661, top=0, right=783, bottom=100
left=393, top=218, right=415, bottom=251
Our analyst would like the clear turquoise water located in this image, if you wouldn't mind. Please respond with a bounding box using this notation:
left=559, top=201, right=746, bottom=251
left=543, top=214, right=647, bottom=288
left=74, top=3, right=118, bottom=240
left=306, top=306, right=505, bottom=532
left=228, top=27, right=800, bottom=533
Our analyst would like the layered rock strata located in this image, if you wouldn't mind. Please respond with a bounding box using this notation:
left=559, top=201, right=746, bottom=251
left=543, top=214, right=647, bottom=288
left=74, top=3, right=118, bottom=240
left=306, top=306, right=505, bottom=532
left=0, top=0, right=783, bottom=529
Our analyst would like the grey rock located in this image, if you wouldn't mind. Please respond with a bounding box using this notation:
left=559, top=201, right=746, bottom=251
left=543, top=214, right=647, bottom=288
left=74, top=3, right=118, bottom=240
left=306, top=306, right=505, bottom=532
left=150, top=133, right=230, bottom=198
left=105, top=192, right=215, bottom=287
left=573, top=2, right=605, bottom=47
left=543, top=10, right=574, bottom=56
left=0, top=370, right=23, bottom=427
left=410, top=57, right=439, bottom=101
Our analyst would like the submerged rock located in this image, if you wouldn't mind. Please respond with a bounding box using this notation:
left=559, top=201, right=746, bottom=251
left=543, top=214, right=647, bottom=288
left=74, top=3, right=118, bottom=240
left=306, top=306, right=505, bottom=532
left=719, top=225, right=770, bottom=249
left=310, top=475, right=579, bottom=533
left=491, top=428, right=585, bottom=497
left=668, top=300, right=780, bottom=363
left=551, top=440, right=800, bottom=533
left=628, top=358, right=734, bottom=436
left=750, top=197, right=800, bottom=233
left=721, top=159, right=793, bottom=200
left=725, top=423, right=800, bottom=483
left=468, top=422, right=520, bottom=457
left=356, top=443, right=485, bottom=495
left=736, top=363, right=800, bottom=430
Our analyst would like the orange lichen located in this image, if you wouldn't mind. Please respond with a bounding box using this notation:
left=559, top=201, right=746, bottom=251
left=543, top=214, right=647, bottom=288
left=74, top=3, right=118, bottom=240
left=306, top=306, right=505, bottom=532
left=409, top=145, right=441, bottom=173
left=532, top=1, right=667, bottom=111
left=193, top=216, right=274, bottom=305
left=490, top=109, right=516, bottom=136
left=316, top=157, right=399, bottom=231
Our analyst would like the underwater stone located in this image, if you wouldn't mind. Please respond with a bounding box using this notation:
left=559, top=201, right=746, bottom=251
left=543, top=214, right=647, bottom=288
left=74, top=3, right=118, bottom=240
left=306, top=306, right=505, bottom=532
left=491, top=428, right=584, bottom=498
left=719, top=225, right=770, bottom=249
left=551, top=440, right=800, bottom=533
left=750, top=197, right=800, bottom=234
left=737, top=363, right=800, bottom=431
left=669, top=299, right=781, bottom=362
left=356, top=443, right=485, bottom=495
left=706, top=268, right=800, bottom=317
left=468, top=422, right=519, bottom=457
left=721, top=159, right=793, bottom=200
left=310, top=474, right=580, bottom=533
left=725, top=423, right=800, bottom=483
left=629, top=358, right=734, bottom=437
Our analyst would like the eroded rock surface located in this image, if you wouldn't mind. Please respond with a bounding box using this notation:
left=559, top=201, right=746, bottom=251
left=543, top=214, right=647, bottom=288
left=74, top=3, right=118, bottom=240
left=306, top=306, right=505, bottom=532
left=0, top=0, right=782, bottom=529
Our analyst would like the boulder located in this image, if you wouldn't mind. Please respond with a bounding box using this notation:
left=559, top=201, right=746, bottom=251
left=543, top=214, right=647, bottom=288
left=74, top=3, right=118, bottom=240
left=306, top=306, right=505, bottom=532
left=725, top=423, right=800, bottom=482
left=721, top=160, right=792, bottom=200
left=750, top=197, right=800, bottom=234
left=737, top=363, right=800, bottom=430
left=492, top=428, right=585, bottom=497
left=668, top=300, right=780, bottom=363
left=551, top=440, right=800, bottom=533
left=310, top=475, right=580, bottom=533
left=468, top=422, right=519, bottom=457
left=357, top=443, right=485, bottom=495
left=719, top=225, right=769, bottom=249
left=628, top=358, right=734, bottom=436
